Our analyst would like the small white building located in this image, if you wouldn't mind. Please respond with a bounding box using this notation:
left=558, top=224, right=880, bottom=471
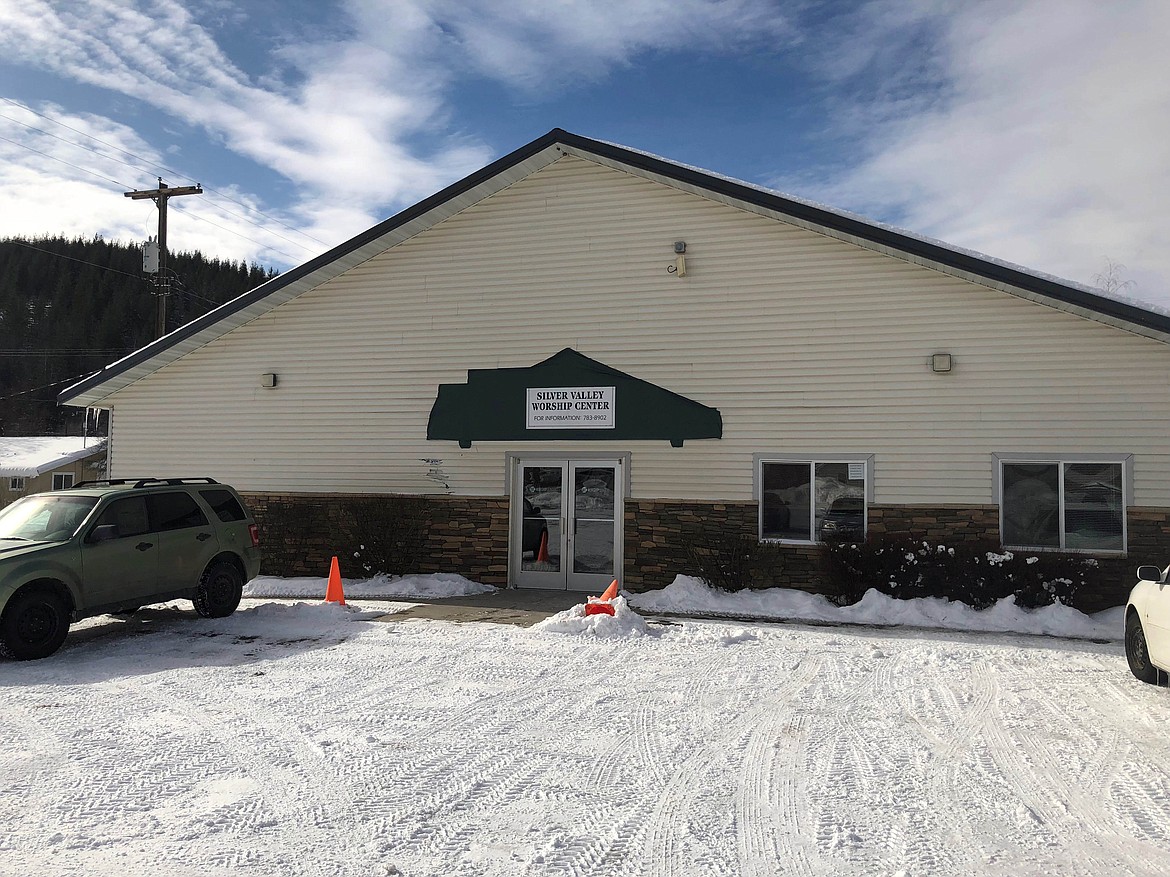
left=0, top=437, right=107, bottom=508
left=59, top=130, right=1170, bottom=607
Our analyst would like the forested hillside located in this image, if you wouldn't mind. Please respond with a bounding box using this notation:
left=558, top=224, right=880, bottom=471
left=0, top=236, right=277, bottom=435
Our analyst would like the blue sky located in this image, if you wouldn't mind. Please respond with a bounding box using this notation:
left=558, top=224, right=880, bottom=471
left=1, top=0, right=1168, bottom=307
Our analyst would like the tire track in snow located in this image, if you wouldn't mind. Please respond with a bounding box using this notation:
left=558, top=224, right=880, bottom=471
left=968, top=652, right=1170, bottom=877
left=362, top=646, right=663, bottom=875
left=640, top=656, right=822, bottom=877
left=543, top=665, right=699, bottom=877
left=843, top=648, right=921, bottom=874
left=737, top=708, right=810, bottom=877
left=112, top=673, right=363, bottom=877
left=890, top=658, right=1000, bottom=871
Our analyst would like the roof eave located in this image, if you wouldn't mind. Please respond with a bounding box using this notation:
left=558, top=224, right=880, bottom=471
left=59, top=130, right=573, bottom=407
left=552, top=133, right=1170, bottom=342
left=58, top=127, right=1170, bottom=408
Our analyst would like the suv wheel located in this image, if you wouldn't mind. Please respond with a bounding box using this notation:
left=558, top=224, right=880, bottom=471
left=193, top=561, right=244, bottom=618
left=0, top=588, right=70, bottom=660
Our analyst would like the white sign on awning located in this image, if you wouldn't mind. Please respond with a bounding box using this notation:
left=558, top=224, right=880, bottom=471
left=526, top=386, right=616, bottom=429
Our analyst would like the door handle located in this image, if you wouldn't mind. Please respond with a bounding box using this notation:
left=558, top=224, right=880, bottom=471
left=135, top=542, right=153, bottom=552
left=196, top=532, right=212, bottom=542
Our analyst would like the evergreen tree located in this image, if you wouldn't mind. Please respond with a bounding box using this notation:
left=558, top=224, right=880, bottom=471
left=0, top=235, right=279, bottom=435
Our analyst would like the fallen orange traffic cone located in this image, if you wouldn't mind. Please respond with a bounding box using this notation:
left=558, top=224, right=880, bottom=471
left=536, top=530, right=550, bottom=563
left=585, top=579, right=619, bottom=616
left=325, top=556, right=346, bottom=606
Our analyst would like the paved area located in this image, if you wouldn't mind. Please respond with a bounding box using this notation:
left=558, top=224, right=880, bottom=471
left=375, top=587, right=589, bottom=627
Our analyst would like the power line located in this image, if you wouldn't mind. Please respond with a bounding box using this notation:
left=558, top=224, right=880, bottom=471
left=2, top=238, right=151, bottom=283
left=3, top=130, right=313, bottom=264
left=3, top=238, right=257, bottom=312
left=0, top=111, right=137, bottom=178
left=162, top=270, right=227, bottom=308
left=1, top=96, right=195, bottom=184
left=0, top=134, right=132, bottom=188
left=0, top=97, right=329, bottom=248
left=172, top=204, right=304, bottom=263
left=0, top=371, right=97, bottom=402
left=0, top=350, right=131, bottom=357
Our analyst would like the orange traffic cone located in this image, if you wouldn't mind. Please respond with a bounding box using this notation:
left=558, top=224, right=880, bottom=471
left=325, top=556, right=346, bottom=606
left=536, top=530, right=550, bottom=563
left=585, top=579, right=619, bottom=616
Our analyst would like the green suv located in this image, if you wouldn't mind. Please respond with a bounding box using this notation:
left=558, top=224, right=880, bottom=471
left=0, top=477, right=261, bottom=660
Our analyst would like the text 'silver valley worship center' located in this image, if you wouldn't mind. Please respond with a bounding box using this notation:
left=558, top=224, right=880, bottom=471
left=60, top=130, right=1170, bottom=608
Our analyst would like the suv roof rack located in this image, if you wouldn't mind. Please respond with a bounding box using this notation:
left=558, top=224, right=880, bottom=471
left=71, top=477, right=220, bottom=489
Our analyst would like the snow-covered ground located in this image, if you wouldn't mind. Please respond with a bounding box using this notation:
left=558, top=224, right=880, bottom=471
left=3, top=585, right=1169, bottom=877
left=244, top=572, right=1125, bottom=641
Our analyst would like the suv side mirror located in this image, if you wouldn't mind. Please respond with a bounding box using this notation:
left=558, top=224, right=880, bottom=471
left=1137, top=565, right=1165, bottom=583
left=87, top=524, right=118, bottom=545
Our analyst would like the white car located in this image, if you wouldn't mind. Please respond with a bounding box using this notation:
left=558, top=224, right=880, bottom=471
left=1126, top=565, right=1170, bottom=684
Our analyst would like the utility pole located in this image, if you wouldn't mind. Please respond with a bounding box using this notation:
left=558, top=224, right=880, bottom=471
left=124, top=178, right=202, bottom=338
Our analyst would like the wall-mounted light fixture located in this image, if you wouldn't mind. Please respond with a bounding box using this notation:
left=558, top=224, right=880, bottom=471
left=260, top=372, right=278, bottom=388
left=930, top=353, right=953, bottom=373
left=667, top=240, right=687, bottom=277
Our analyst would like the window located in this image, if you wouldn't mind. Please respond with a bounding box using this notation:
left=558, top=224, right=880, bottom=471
left=998, top=458, right=1126, bottom=552
left=148, top=492, right=208, bottom=531
left=0, top=494, right=97, bottom=541
left=199, top=489, right=247, bottom=522
left=8, top=477, right=25, bottom=492
left=51, top=472, right=74, bottom=491
left=757, top=457, right=869, bottom=542
left=91, top=496, right=151, bottom=540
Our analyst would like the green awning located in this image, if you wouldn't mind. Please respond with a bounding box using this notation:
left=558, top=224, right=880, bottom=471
left=427, top=348, right=722, bottom=448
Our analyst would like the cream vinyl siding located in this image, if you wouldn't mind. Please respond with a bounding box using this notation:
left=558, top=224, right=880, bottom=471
left=104, top=156, right=1170, bottom=506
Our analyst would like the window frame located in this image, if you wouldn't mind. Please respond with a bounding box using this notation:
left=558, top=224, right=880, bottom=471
left=993, top=453, right=1132, bottom=554
left=753, top=454, right=874, bottom=544
left=8, top=477, right=25, bottom=492
left=51, top=472, right=75, bottom=491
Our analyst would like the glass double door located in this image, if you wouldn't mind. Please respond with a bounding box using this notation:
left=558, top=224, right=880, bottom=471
left=513, top=459, right=622, bottom=591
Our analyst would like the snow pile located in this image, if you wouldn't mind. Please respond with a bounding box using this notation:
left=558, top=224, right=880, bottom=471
left=627, top=575, right=1124, bottom=641
left=208, top=600, right=387, bottom=634
left=245, top=572, right=494, bottom=600
left=532, top=596, right=653, bottom=638
left=245, top=570, right=1125, bottom=641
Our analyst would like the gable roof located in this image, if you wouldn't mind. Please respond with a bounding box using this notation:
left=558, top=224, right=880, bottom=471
left=0, top=436, right=107, bottom=478
left=59, top=128, right=1170, bottom=408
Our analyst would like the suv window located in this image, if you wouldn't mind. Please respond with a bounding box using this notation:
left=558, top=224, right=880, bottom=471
left=93, top=496, right=151, bottom=539
left=0, top=494, right=98, bottom=541
left=149, top=491, right=209, bottom=531
left=199, top=489, right=247, bottom=523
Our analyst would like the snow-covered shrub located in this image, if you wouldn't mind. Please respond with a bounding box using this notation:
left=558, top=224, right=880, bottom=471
left=340, top=496, right=428, bottom=577
left=823, top=539, right=1096, bottom=609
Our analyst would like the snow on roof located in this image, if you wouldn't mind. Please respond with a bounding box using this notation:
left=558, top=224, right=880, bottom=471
left=0, top=436, right=107, bottom=477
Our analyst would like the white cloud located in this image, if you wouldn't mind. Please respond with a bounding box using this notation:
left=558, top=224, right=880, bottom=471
left=378, top=0, right=796, bottom=88
left=0, top=0, right=793, bottom=270
left=0, top=103, right=325, bottom=265
left=784, top=0, right=1170, bottom=307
